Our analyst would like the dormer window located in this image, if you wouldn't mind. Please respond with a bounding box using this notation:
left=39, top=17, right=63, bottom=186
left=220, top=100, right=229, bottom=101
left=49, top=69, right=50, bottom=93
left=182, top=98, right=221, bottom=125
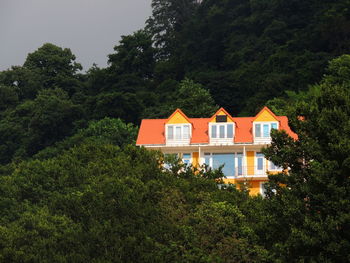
left=210, top=123, right=234, bottom=139
left=166, top=124, right=191, bottom=140
left=254, top=122, right=278, bottom=138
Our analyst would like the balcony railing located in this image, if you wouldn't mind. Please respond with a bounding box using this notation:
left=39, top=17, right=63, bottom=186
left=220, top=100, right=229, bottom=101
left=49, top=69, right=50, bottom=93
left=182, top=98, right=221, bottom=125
left=208, top=165, right=283, bottom=178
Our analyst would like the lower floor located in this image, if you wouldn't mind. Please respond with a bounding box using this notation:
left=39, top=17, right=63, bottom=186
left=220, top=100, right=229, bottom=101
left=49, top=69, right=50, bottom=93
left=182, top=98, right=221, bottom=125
left=147, top=144, right=280, bottom=196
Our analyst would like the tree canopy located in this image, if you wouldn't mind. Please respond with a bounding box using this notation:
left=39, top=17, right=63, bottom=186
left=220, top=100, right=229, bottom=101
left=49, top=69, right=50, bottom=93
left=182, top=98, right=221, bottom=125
left=0, top=1, right=349, bottom=261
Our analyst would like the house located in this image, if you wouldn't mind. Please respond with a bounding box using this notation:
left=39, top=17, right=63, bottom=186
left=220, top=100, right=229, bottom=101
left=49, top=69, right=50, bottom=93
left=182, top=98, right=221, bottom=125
left=136, top=107, right=297, bottom=195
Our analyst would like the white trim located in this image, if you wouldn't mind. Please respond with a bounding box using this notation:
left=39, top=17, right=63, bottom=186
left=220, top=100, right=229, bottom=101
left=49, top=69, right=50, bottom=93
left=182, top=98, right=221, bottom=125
left=255, top=152, right=265, bottom=176
left=165, top=123, right=192, bottom=146
left=253, top=121, right=279, bottom=144
left=208, top=122, right=235, bottom=145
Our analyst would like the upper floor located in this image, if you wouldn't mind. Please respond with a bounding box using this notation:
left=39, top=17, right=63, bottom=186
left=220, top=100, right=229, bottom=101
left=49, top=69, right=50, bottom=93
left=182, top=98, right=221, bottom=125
left=136, top=106, right=297, bottom=147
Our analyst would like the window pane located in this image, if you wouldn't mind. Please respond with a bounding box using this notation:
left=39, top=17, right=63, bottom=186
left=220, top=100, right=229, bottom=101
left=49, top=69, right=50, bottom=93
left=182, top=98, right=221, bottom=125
left=204, top=153, right=210, bottom=166
left=237, top=153, right=243, bottom=176
left=263, top=124, right=269, bottom=137
left=227, top=124, right=233, bottom=138
left=257, top=153, right=264, bottom=170
left=175, top=126, right=181, bottom=139
left=255, top=124, right=261, bottom=137
left=271, top=123, right=277, bottom=130
left=183, top=153, right=191, bottom=166
left=183, top=125, right=190, bottom=139
left=211, top=125, right=217, bottom=138
left=219, top=125, right=225, bottom=138
left=167, top=126, right=173, bottom=139
left=213, top=153, right=235, bottom=177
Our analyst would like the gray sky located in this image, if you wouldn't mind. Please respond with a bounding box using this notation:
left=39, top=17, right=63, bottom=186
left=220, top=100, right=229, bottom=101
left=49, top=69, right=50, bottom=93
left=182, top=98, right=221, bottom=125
left=0, top=0, right=152, bottom=71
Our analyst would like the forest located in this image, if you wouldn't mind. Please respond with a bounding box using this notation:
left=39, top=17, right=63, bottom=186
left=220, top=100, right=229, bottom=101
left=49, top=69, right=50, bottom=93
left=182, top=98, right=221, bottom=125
left=0, top=0, right=349, bottom=261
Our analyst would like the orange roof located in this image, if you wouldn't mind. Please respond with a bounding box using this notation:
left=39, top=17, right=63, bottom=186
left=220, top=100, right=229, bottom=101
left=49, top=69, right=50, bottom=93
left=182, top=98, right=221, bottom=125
left=136, top=108, right=297, bottom=145
left=232, top=117, right=254, bottom=143
left=136, top=119, right=166, bottom=145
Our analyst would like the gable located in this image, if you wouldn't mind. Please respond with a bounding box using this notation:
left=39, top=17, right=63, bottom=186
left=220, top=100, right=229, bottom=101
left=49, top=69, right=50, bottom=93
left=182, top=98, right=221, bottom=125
left=254, top=108, right=278, bottom=122
left=210, top=108, right=234, bottom=123
left=167, top=111, right=190, bottom=124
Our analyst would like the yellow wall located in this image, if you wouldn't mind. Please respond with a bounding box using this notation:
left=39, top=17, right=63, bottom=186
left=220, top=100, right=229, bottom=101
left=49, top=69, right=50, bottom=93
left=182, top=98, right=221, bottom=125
left=222, top=178, right=267, bottom=196
left=167, top=112, right=190, bottom=124
left=246, top=151, right=255, bottom=175
left=210, top=110, right=233, bottom=123
left=192, top=152, right=199, bottom=168
left=249, top=180, right=266, bottom=195
left=255, top=109, right=278, bottom=122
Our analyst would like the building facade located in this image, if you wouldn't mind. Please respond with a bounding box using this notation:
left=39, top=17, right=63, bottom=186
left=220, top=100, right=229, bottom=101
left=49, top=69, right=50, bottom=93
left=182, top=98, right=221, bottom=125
left=136, top=107, right=297, bottom=195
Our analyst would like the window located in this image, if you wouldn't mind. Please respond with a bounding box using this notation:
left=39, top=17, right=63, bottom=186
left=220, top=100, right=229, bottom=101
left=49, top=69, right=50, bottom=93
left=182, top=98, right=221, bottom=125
left=166, top=124, right=191, bottom=140
left=211, top=125, right=217, bottom=138
left=227, top=124, right=233, bottom=138
left=183, top=125, right=190, bottom=139
left=219, top=125, right=225, bottom=138
left=182, top=153, right=191, bottom=166
left=254, top=122, right=278, bottom=138
left=167, top=126, right=173, bottom=139
left=256, top=153, right=264, bottom=171
left=213, top=153, right=235, bottom=177
left=263, top=124, right=269, bottom=137
left=237, top=153, right=243, bottom=176
left=205, top=152, right=242, bottom=177
left=210, top=123, right=234, bottom=139
left=175, top=126, right=181, bottom=139
left=255, top=124, right=261, bottom=137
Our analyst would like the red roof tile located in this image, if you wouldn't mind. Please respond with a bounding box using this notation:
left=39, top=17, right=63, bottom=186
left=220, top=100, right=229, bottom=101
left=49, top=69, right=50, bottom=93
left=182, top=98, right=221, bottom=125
left=136, top=109, right=298, bottom=145
left=136, top=119, right=166, bottom=145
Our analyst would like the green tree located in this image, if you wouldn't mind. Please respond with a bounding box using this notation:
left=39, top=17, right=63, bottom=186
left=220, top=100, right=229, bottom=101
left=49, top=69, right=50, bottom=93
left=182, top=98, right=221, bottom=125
left=146, top=0, right=200, bottom=58
left=175, top=78, right=218, bottom=117
left=35, top=117, right=138, bottom=159
left=108, top=30, right=155, bottom=80
left=143, top=78, right=218, bottom=118
left=262, top=55, right=350, bottom=262
left=0, top=85, right=19, bottom=112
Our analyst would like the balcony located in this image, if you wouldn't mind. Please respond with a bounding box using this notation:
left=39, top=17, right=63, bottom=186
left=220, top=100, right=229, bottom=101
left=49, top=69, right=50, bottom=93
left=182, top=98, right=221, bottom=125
left=208, top=165, right=283, bottom=179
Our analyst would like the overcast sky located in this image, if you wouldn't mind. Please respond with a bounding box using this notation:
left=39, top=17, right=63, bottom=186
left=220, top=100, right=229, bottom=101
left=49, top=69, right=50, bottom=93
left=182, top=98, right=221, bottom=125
left=0, top=0, right=152, bottom=71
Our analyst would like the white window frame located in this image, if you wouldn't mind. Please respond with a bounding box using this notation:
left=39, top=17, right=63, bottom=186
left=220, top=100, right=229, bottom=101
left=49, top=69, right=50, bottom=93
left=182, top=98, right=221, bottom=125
left=165, top=124, right=192, bottom=141
left=255, top=152, right=266, bottom=176
left=204, top=152, right=242, bottom=178
left=253, top=122, right=279, bottom=138
left=209, top=123, right=235, bottom=139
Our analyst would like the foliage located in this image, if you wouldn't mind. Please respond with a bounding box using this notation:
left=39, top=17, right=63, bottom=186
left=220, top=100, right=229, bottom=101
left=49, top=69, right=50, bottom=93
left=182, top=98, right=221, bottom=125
left=0, top=143, right=267, bottom=262
left=262, top=55, right=350, bottom=262
left=35, top=117, right=138, bottom=159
